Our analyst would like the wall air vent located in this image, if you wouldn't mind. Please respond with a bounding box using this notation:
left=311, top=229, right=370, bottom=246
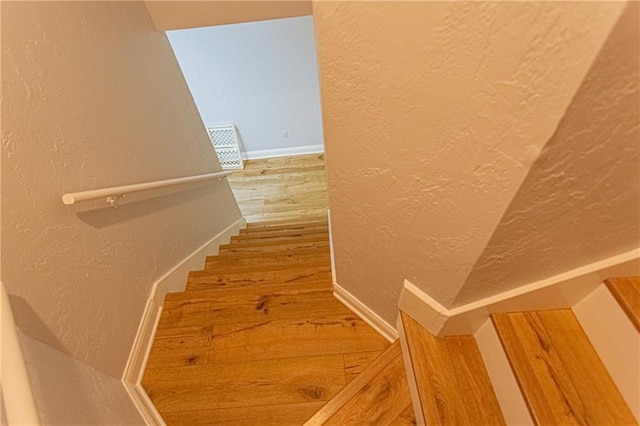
left=206, top=124, right=244, bottom=170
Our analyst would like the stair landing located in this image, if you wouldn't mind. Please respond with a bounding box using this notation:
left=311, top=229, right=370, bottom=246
left=141, top=219, right=394, bottom=425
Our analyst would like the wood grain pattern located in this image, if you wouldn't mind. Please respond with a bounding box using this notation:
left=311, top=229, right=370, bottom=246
left=239, top=224, right=328, bottom=237
left=227, top=154, right=328, bottom=223
left=143, top=213, right=392, bottom=425
left=246, top=216, right=328, bottom=229
left=218, top=239, right=330, bottom=255
left=161, top=402, right=327, bottom=426
left=492, top=309, right=636, bottom=425
left=391, top=405, right=417, bottom=426
left=230, top=228, right=329, bottom=245
left=606, top=276, right=640, bottom=332
left=145, top=326, right=212, bottom=369
left=400, top=311, right=505, bottom=426
left=143, top=354, right=346, bottom=413
left=205, top=247, right=330, bottom=270
left=186, top=265, right=332, bottom=291
left=211, top=315, right=389, bottom=363
left=161, top=289, right=344, bottom=330
left=305, top=341, right=412, bottom=426
left=344, top=351, right=384, bottom=383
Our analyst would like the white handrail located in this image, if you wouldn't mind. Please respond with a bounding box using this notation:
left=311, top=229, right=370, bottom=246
left=61, top=170, right=233, bottom=206
left=1, top=281, right=41, bottom=425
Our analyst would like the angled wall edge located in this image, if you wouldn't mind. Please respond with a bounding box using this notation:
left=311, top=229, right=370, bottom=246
left=399, top=249, right=640, bottom=336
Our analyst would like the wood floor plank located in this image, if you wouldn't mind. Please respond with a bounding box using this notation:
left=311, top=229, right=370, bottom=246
left=205, top=247, right=330, bottom=269
left=305, top=341, right=410, bottom=426
left=218, top=240, right=330, bottom=255
left=390, top=405, right=417, bottom=426
left=227, top=154, right=328, bottom=223
left=229, top=231, right=329, bottom=247
left=234, top=227, right=328, bottom=240
left=221, top=236, right=329, bottom=251
left=323, top=354, right=412, bottom=426
left=246, top=218, right=327, bottom=230
left=161, top=402, right=326, bottom=426
left=210, top=315, right=390, bottom=364
left=239, top=224, right=328, bottom=237
left=160, top=289, right=349, bottom=330
left=344, top=351, right=384, bottom=384
left=199, top=260, right=331, bottom=278
left=492, top=310, right=636, bottom=425
left=145, top=326, right=212, bottom=369
left=400, top=311, right=504, bottom=425
left=186, top=264, right=332, bottom=291
left=165, top=280, right=332, bottom=302
left=143, top=354, right=346, bottom=413
left=605, top=277, right=640, bottom=332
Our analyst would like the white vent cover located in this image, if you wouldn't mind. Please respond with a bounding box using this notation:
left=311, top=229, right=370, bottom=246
left=206, top=125, right=244, bottom=170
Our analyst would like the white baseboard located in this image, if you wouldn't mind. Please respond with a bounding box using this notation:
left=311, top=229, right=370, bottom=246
left=122, top=216, right=246, bottom=424
left=327, top=210, right=337, bottom=288
left=396, top=315, right=426, bottom=426
left=241, top=144, right=324, bottom=160
left=333, top=283, right=398, bottom=343
left=328, top=210, right=399, bottom=342
left=399, top=249, right=640, bottom=336
left=573, top=284, right=640, bottom=422
left=152, top=216, right=247, bottom=296
left=122, top=297, right=165, bottom=425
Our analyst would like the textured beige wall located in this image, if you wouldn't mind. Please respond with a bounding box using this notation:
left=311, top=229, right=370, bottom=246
left=19, top=331, right=144, bottom=425
left=454, top=3, right=640, bottom=307
left=1, top=0, right=241, bottom=383
left=314, top=1, right=626, bottom=321
left=145, top=0, right=312, bottom=31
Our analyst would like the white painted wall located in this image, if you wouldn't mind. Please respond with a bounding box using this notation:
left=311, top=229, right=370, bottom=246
left=315, top=1, right=626, bottom=323
left=2, top=1, right=242, bottom=421
left=19, top=332, right=144, bottom=425
left=167, top=16, right=324, bottom=159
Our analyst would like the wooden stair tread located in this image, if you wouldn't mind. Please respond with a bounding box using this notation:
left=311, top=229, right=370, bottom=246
left=246, top=217, right=328, bottom=229
left=210, top=314, right=389, bottom=364
left=605, top=276, right=640, bottom=332
left=143, top=354, right=346, bottom=413
left=218, top=240, right=330, bottom=254
left=239, top=224, right=328, bottom=237
left=165, top=280, right=332, bottom=302
left=205, top=250, right=330, bottom=270
left=492, top=309, right=636, bottom=425
left=400, top=311, right=505, bottom=425
left=206, top=245, right=330, bottom=261
left=304, top=341, right=412, bottom=426
left=223, top=235, right=328, bottom=249
left=198, top=259, right=330, bottom=275
left=186, top=264, right=331, bottom=291
left=160, top=402, right=326, bottom=426
left=229, top=232, right=329, bottom=246
left=159, top=288, right=344, bottom=331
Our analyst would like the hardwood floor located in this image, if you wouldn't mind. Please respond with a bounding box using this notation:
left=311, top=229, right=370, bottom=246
left=142, top=218, right=393, bottom=425
left=226, top=154, right=329, bottom=223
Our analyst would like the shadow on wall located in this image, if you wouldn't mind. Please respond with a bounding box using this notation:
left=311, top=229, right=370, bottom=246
left=452, top=1, right=640, bottom=307
left=74, top=180, right=229, bottom=229
left=10, top=295, right=69, bottom=356
left=19, top=331, right=143, bottom=424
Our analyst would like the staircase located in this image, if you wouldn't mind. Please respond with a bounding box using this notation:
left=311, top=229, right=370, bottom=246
left=141, top=217, right=413, bottom=425
left=142, top=217, right=639, bottom=425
